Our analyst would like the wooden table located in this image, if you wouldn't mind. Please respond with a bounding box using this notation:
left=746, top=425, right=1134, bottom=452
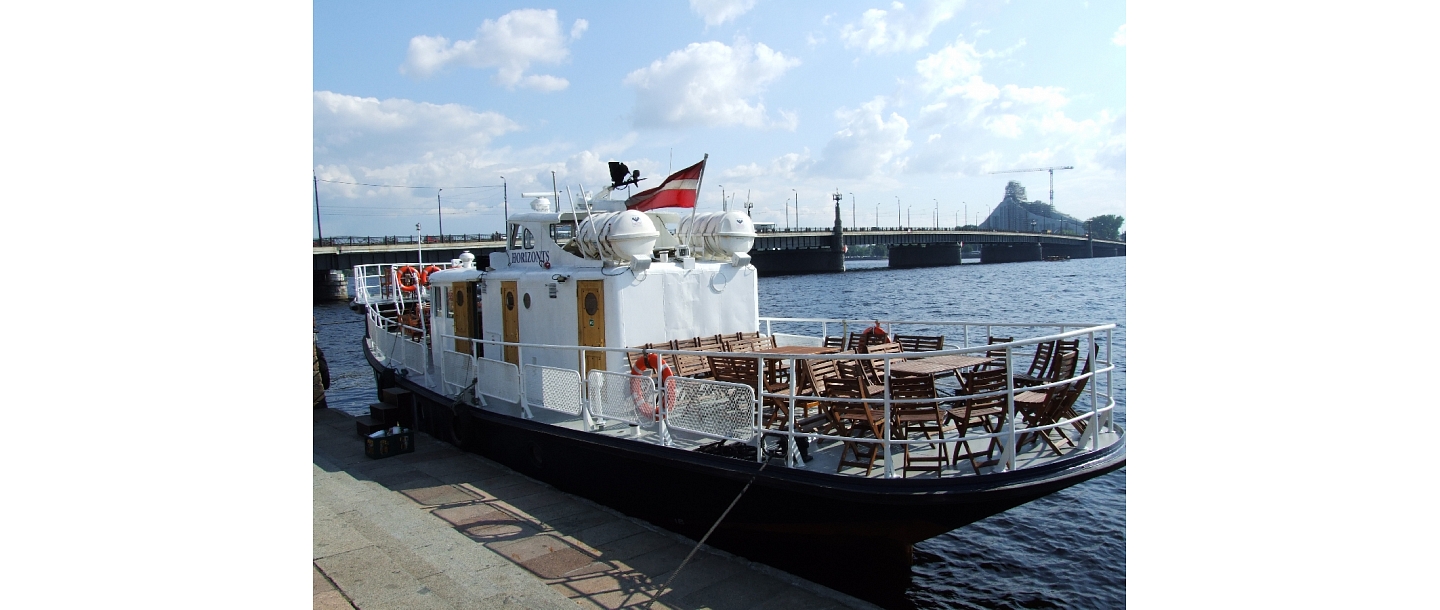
left=886, top=354, right=993, bottom=377
left=754, top=345, right=841, bottom=356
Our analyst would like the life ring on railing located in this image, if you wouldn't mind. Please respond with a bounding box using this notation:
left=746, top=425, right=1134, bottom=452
left=397, top=266, right=420, bottom=292
left=630, top=353, right=676, bottom=420
left=859, top=320, right=890, bottom=347
left=420, top=265, right=442, bottom=286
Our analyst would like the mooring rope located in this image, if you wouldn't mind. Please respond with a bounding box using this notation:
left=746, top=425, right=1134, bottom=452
left=643, top=458, right=769, bottom=609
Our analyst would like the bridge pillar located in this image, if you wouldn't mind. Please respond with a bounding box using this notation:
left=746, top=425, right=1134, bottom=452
left=888, top=244, right=963, bottom=269
left=979, top=243, right=1044, bottom=263
left=314, top=270, right=349, bottom=303
left=749, top=249, right=846, bottom=276
left=1087, top=235, right=1095, bottom=258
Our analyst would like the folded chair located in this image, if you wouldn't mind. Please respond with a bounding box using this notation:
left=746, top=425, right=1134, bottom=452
left=886, top=375, right=950, bottom=477
left=946, top=369, right=1010, bottom=472
left=823, top=377, right=885, bottom=476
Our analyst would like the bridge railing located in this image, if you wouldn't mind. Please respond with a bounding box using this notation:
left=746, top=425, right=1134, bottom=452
left=315, top=233, right=505, bottom=247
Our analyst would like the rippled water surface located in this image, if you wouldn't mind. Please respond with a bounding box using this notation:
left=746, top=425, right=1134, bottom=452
left=314, top=256, right=1126, bottom=609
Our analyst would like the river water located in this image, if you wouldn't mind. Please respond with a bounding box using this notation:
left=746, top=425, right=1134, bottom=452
left=313, top=256, right=1125, bottom=609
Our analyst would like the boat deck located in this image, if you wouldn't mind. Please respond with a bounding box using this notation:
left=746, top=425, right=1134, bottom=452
left=516, top=401, right=1117, bottom=479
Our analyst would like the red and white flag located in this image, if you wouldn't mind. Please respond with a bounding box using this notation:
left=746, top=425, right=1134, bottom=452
left=625, top=159, right=705, bottom=212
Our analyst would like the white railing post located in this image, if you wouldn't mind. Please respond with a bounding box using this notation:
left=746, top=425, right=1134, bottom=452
left=786, top=358, right=800, bottom=467
left=516, top=343, right=532, bottom=418
left=1004, top=345, right=1017, bottom=472
left=1085, top=332, right=1099, bottom=450
left=1104, top=327, right=1114, bottom=431
left=759, top=354, right=771, bottom=461
left=882, top=356, right=894, bottom=478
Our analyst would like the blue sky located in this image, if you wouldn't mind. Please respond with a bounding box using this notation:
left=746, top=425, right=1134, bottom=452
left=313, top=0, right=1125, bottom=237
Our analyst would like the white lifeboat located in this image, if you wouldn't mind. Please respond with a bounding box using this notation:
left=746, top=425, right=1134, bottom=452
left=677, top=211, right=757, bottom=260
left=575, top=210, right=660, bottom=262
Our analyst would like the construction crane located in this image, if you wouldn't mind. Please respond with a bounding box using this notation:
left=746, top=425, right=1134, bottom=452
left=990, top=165, right=1074, bottom=208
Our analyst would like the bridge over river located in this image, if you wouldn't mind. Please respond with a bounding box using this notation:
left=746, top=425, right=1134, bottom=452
left=314, top=224, right=1123, bottom=297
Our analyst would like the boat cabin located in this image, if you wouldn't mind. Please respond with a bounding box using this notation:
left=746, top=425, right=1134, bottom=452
left=422, top=195, right=759, bottom=376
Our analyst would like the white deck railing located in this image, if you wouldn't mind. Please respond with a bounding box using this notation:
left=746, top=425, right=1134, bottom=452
left=365, top=313, right=1119, bottom=479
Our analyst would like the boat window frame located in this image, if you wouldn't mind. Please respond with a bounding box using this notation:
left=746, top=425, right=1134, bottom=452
left=550, top=221, right=575, bottom=244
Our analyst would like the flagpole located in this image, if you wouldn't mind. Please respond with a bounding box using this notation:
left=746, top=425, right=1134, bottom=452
left=687, top=153, right=708, bottom=255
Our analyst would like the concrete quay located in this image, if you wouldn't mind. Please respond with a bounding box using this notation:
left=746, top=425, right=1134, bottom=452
left=313, top=408, right=881, bottom=609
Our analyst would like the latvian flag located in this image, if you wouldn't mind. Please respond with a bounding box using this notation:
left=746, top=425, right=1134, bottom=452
left=625, top=159, right=706, bottom=212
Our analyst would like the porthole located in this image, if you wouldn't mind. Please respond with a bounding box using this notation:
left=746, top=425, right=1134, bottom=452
left=584, top=293, right=599, bottom=316
left=455, top=288, right=466, bottom=308
left=505, top=291, right=515, bottom=310
left=523, top=293, right=532, bottom=309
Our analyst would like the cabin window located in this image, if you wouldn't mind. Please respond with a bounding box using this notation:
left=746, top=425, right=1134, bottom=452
left=507, top=223, right=521, bottom=249
left=442, top=287, right=453, bottom=319
left=522, top=228, right=535, bottom=249
left=550, top=222, right=574, bottom=244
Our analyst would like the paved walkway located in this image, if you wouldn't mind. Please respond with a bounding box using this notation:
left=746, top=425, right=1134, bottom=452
left=313, top=408, right=880, bottom=609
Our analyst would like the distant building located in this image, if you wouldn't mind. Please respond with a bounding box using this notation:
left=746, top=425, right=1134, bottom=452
left=979, top=181, right=1088, bottom=235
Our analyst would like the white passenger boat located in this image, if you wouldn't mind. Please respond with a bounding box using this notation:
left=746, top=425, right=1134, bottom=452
left=353, top=165, right=1125, bottom=579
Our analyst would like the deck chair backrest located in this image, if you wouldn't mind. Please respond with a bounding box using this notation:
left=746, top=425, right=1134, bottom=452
left=1045, top=339, right=1078, bottom=375
left=707, top=355, right=760, bottom=386
left=823, top=376, right=869, bottom=399
left=982, top=336, right=1014, bottom=371
left=860, top=341, right=904, bottom=355
left=724, top=337, right=770, bottom=353
left=887, top=375, right=938, bottom=401
left=669, top=339, right=712, bottom=378
left=1047, top=350, right=1079, bottom=384
left=960, top=369, right=1009, bottom=407
left=799, top=358, right=842, bottom=396
left=823, top=335, right=846, bottom=349
left=895, top=334, right=945, bottom=352
left=1023, top=341, right=1057, bottom=378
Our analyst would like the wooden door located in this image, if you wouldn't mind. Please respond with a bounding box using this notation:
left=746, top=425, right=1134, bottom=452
left=501, top=281, right=519, bottom=365
left=451, top=281, right=479, bottom=355
left=577, top=280, right=606, bottom=374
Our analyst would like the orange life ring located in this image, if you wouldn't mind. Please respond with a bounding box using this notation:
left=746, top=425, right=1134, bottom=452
left=420, top=265, right=442, bottom=286
left=397, top=266, right=420, bottom=292
left=630, top=353, right=676, bottom=420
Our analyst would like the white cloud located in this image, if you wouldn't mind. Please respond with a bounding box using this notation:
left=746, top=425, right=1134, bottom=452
left=903, top=31, right=1126, bottom=179
left=400, top=9, right=583, bottom=91
left=1112, top=23, right=1126, bottom=47
left=689, top=0, right=758, bottom=26
left=623, top=39, right=800, bottom=129
left=812, top=97, right=912, bottom=178
left=313, top=91, right=520, bottom=159
left=312, top=91, right=523, bottom=201
left=839, top=0, right=964, bottom=55
left=916, top=37, right=984, bottom=89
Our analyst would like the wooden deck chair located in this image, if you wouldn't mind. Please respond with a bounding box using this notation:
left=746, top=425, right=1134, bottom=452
left=857, top=341, right=905, bottom=385
left=669, top=339, right=712, bottom=379
left=823, top=335, right=846, bottom=349
left=886, top=375, right=951, bottom=477
left=895, top=334, right=945, bottom=352
left=979, top=336, right=1015, bottom=372
left=1013, top=340, right=1057, bottom=388
left=1052, top=351, right=1095, bottom=443
left=823, top=377, right=884, bottom=476
left=945, top=368, right=1010, bottom=472
left=707, top=354, right=793, bottom=430
left=1015, top=350, right=1078, bottom=456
